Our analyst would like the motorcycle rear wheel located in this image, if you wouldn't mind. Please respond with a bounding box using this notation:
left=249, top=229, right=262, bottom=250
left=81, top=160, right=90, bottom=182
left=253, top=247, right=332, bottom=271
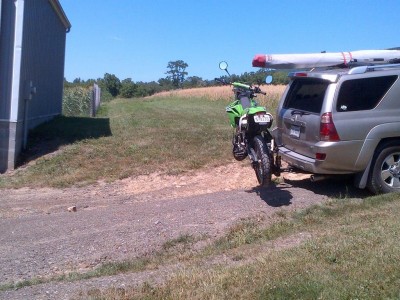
left=253, top=135, right=272, bottom=187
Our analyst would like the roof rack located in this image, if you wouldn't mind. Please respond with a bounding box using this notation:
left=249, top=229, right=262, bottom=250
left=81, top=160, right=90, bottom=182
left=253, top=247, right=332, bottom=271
left=347, top=63, right=400, bottom=75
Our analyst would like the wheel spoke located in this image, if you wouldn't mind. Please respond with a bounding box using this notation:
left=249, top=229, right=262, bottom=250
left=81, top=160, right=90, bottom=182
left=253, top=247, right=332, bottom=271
left=392, top=178, right=400, bottom=188
left=381, top=169, right=392, bottom=182
left=384, top=155, right=395, bottom=167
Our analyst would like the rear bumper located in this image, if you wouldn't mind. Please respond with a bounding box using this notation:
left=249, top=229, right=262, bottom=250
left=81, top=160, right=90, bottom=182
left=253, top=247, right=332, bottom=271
left=279, top=146, right=320, bottom=173
left=278, top=144, right=360, bottom=175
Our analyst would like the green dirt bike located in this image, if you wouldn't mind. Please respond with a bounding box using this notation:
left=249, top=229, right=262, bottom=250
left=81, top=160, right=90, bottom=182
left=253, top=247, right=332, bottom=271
left=216, top=61, right=281, bottom=187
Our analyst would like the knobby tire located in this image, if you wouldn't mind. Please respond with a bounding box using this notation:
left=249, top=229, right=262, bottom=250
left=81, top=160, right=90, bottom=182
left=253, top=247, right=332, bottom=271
left=253, top=135, right=272, bottom=187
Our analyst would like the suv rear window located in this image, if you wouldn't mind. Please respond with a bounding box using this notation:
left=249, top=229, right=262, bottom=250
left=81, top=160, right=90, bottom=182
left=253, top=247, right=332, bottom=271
left=337, top=75, right=398, bottom=112
left=283, top=78, right=329, bottom=113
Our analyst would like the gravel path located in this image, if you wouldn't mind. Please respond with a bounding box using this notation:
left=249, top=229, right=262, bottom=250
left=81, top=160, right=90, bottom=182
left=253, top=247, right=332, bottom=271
left=0, top=164, right=369, bottom=299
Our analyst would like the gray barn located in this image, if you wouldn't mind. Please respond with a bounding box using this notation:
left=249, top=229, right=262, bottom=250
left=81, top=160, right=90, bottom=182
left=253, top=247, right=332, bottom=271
left=0, top=0, right=71, bottom=173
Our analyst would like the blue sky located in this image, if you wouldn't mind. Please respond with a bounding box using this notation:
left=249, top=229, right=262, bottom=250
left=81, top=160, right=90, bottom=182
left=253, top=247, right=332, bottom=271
left=59, top=0, right=400, bottom=83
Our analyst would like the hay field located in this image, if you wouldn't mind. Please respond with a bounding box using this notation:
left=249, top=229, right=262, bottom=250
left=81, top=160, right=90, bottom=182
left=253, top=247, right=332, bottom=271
left=150, top=85, right=286, bottom=107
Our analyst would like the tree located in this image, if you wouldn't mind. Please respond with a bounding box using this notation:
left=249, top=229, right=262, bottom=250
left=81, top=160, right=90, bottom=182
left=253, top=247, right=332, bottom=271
left=103, top=73, right=121, bottom=97
left=158, top=77, right=173, bottom=90
left=183, top=76, right=205, bottom=88
left=165, top=60, right=188, bottom=88
left=119, top=78, right=137, bottom=98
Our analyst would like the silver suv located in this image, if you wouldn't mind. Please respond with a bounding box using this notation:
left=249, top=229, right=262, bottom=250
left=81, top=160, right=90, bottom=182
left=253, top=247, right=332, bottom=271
left=275, top=64, right=400, bottom=194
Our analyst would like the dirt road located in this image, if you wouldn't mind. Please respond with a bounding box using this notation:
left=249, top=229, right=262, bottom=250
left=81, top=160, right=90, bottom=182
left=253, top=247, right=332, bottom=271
left=0, top=163, right=369, bottom=299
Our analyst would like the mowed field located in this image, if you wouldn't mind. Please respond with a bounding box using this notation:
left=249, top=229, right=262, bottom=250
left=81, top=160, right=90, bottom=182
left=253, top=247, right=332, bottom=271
left=0, top=85, right=286, bottom=189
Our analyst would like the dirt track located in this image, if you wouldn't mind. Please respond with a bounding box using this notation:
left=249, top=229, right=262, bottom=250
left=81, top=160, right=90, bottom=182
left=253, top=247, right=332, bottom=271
left=0, top=163, right=370, bottom=299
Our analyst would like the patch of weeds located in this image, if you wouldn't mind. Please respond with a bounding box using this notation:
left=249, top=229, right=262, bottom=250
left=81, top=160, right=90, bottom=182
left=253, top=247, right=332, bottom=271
left=162, top=234, right=196, bottom=251
left=213, top=215, right=296, bottom=253
left=0, top=282, right=16, bottom=292
left=258, top=279, right=325, bottom=300
left=214, top=217, right=262, bottom=250
left=275, top=209, right=287, bottom=219
left=231, top=254, right=245, bottom=261
left=0, top=277, right=47, bottom=291
left=1, top=257, right=152, bottom=292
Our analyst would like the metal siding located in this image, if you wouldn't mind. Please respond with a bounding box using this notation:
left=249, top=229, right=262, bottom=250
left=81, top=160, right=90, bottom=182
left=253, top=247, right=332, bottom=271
left=0, top=0, right=69, bottom=172
left=21, top=0, right=67, bottom=128
left=0, top=0, right=16, bottom=120
left=0, top=0, right=16, bottom=172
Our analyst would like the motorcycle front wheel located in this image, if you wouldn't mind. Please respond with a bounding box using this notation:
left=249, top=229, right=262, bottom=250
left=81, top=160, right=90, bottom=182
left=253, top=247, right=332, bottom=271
left=253, top=135, right=272, bottom=187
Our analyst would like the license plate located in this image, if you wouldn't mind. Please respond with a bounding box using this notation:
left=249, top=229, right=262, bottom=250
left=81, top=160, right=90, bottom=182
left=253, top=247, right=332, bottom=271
left=254, top=114, right=271, bottom=123
left=290, top=125, right=301, bottom=138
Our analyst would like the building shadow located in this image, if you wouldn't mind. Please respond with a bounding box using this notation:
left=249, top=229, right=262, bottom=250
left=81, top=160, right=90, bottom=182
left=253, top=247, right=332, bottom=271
left=18, top=116, right=112, bottom=166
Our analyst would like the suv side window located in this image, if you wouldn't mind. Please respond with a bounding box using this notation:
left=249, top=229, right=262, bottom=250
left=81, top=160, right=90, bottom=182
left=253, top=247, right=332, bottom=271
left=337, top=75, right=398, bottom=112
left=283, top=78, right=329, bottom=113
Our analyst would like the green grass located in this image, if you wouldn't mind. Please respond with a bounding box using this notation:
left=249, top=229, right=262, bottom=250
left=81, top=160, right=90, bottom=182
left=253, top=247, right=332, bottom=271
left=0, top=96, right=237, bottom=188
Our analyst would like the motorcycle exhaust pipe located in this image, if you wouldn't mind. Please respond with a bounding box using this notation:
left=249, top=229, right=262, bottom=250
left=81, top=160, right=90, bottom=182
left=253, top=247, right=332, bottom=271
left=310, top=174, right=330, bottom=182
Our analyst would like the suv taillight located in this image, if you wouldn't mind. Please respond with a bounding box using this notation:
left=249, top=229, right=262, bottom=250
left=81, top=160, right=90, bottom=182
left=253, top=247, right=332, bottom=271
left=320, top=112, right=340, bottom=141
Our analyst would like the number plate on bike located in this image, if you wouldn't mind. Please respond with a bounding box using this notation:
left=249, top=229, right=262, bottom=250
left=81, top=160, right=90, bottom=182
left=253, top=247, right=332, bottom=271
left=254, top=114, right=271, bottom=123
left=290, top=125, right=301, bottom=138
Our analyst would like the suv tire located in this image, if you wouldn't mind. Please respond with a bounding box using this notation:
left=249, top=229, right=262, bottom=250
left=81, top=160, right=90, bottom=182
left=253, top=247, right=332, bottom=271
left=368, top=143, right=400, bottom=194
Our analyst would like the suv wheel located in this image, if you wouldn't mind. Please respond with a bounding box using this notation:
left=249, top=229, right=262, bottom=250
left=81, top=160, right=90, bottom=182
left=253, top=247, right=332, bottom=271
left=368, top=144, right=400, bottom=194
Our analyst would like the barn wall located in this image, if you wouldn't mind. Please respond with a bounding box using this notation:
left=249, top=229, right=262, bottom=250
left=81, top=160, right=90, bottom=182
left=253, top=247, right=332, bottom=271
left=0, top=0, right=18, bottom=172
left=0, top=0, right=70, bottom=172
left=21, top=0, right=67, bottom=128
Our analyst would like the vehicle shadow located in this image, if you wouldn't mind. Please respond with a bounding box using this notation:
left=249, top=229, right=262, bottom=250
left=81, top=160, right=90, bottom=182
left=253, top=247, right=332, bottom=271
left=18, top=116, right=112, bottom=166
left=246, top=174, right=371, bottom=208
left=283, top=175, right=372, bottom=199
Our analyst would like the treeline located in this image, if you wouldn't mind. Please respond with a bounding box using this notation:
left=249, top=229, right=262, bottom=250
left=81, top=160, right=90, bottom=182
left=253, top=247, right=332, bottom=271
left=64, top=60, right=290, bottom=101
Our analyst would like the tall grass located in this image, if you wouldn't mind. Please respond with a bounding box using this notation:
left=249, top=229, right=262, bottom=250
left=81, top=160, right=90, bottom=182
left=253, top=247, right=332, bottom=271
left=62, top=86, right=92, bottom=116
left=151, top=85, right=285, bottom=115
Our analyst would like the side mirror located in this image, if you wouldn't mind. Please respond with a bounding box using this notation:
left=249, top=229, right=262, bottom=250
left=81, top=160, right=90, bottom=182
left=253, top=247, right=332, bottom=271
left=265, top=75, right=273, bottom=84
left=219, top=61, right=228, bottom=70
left=219, top=61, right=231, bottom=76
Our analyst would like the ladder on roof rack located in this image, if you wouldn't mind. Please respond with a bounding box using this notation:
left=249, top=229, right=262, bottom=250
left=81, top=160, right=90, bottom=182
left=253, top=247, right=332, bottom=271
left=348, top=63, right=400, bottom=75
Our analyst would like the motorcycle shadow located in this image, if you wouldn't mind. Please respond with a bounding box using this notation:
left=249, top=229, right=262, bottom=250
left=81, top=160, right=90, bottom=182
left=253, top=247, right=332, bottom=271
left=245, top=184, right=293, bottom=207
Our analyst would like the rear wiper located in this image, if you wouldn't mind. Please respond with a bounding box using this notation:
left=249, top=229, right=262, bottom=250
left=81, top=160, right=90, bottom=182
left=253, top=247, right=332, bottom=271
left=291, top=110, right=310, bottom=116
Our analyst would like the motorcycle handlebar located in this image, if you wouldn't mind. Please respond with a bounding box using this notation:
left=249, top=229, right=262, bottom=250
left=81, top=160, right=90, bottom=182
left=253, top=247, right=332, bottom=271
left=246, top=87, right=266, bottom=96
left=214, top=78, right=229, bottom=85
left=252, top=86, right=267, bottom=95
left=215, top=78, right=266, bottom=95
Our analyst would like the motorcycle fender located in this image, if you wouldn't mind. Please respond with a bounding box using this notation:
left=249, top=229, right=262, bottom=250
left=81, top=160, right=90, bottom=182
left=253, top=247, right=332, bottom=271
left=246, top=106, right=267, bottom=115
